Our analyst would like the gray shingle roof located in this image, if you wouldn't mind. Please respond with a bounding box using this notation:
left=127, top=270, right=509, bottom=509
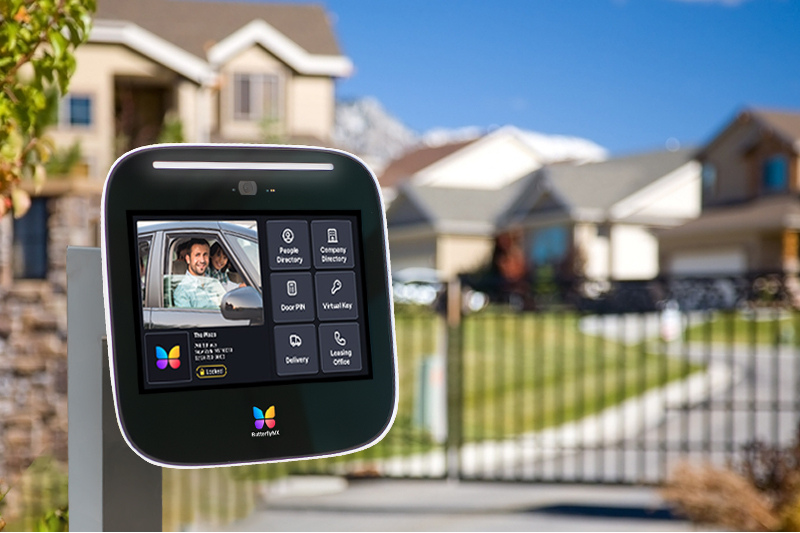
left=388, top=180, right=527, bottom=236
left=502, top=148, right=695, bottom=226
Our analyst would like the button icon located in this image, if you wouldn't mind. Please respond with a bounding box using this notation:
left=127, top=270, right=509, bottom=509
left=334, top=330, right=347, bottom=346
left=327, top=228, right=338, bottom=243
left=331, top=278, right=342, bottom=295
left=289, top=334, right=303, bottom=348
left=287, top=280, right=298, bottom=297
left=282, top=228, right=295, bottom=244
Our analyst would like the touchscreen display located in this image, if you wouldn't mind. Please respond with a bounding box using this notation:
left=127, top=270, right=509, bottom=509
left=133, top=213, right=370, bottom=391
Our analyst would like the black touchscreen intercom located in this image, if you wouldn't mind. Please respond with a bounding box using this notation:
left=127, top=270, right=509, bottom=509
left=102, top=145, right=397, bottom=467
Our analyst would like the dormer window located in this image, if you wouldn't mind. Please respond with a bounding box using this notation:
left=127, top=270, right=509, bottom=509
left=763, top=155, right=788, bottom=193
left=233, top=73, right=279, bottom=122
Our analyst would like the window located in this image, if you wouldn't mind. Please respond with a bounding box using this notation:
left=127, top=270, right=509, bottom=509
left=12, top=198, right=48, bottom=279
left=763, top=155, right=788, bottom=193
left=233, top=73, right=279, bottom=121
left=60, top=94, right=93, bottom=127
left=701, top=163, right=717, bottom=191
left=529, top=226, right=568, bottom=265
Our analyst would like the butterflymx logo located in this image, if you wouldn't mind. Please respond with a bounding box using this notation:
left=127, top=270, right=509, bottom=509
left=156, top=345, right=181, bottom=370
left=252, top=406, right=280, bottom=437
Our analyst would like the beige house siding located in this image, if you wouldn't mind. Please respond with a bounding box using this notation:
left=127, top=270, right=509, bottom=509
left=287, top=75, right=334, bottom=142
left=436, top=235, right=493, bottom=277
left=610, top=224, right=658, bottom=280
left=702, top=126, right=754, bottom=206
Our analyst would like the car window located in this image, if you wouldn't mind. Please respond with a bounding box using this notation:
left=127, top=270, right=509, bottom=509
left=231, top=234, right=261, bottom=286
left=137, top=237, right=151, bottom=306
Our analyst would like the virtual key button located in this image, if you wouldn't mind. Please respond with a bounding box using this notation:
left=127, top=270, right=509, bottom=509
left=315, top=271, right=358, bottom=321
left=319, top=323, right=362, bottom=373
left=274, top=324, right=318, bottom=376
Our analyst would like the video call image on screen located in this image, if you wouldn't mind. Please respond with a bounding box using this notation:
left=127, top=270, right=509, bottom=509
left=134, top=215, right=369, bottom=391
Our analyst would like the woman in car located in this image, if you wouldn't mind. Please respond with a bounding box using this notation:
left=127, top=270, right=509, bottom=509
left=207, top=242, right=245, bottom=291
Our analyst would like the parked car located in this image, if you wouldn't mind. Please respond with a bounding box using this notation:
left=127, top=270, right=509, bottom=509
left=392, top=267, right=488, bottom=313
left=137, top=221, right=263, bottom=329
left=392, top=267, right=444, bottom=306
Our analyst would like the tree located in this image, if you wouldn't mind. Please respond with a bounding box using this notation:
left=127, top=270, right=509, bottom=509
left=0, top=0, right=96, bottom=218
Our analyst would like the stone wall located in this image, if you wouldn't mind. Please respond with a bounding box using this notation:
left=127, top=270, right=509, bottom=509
left=0, top=191, right=101, bottom=483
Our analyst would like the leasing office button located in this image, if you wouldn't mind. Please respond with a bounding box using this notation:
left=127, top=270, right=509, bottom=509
left=318, top=323, right=362, bottom=373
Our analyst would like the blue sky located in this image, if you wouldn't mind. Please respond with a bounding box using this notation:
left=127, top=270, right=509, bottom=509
left=306, top=0, right=799, bottom=155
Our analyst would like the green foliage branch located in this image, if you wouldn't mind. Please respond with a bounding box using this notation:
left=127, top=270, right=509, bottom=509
left=0, top=0, right=96, bottom=218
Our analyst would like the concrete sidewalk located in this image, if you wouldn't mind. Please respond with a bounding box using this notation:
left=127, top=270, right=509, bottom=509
left=226, top=477, right=701, bottom=532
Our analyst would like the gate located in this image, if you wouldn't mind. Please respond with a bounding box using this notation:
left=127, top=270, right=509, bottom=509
left=353, top=274, right=800, bottom=484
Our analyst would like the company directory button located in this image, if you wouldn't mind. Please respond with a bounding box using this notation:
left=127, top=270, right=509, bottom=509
left=274, top=324, right=319, bottom=376
left=270, top=272, right=315, bottom=323
left=266, top=220, right=311, bottom=270
left=315, top=271, right=358, bottom=321
left=311, top=220, right=354, bottom=269
left=318, top=323, right=362, bottom=373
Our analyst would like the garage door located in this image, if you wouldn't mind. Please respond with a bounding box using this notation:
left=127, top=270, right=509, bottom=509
left=670, top=248, right=746, bottom=276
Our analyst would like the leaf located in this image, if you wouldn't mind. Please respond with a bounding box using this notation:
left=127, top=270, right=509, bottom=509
left=33, top=163, right=46, bottom=192
left=11, top=188, right=31, bottom=219
left=48, top=28, right=68, bottom=60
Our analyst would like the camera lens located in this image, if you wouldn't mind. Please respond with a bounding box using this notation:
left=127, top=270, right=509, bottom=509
left=238, top=181, right=257, bottom=195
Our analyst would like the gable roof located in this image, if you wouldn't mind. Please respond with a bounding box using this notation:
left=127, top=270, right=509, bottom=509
left=387, top=181, right=526, bottom=236
left=501, top=148, right=696, bottom=226
left=699, top=108, right=800, bottom=157
left=93, top=0, right=352, bottom=81
left=379, top=140, right=477, bottom=188
left=379, top=126, right=607, bottom=190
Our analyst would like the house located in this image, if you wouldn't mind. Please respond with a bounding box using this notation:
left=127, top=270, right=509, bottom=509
left=387, top=181, right=526, bottom=276
left=0, top=0, right=350, bottom=484
left=498, top=149, right=701, bottom=283
left=379, top=125, right=606, bottom=203
left=381, top=126, right=607, bottom=275
left=49, top=0, right=352, bottom=181
left=659, top=109, right=800, bottom=276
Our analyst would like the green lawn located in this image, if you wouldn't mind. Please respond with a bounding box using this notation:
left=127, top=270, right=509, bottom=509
left=460, top=311, right=697, bottom=441
left=683, top=309, right=800, bottom=345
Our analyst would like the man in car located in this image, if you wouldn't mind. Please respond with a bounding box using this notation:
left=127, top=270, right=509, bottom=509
left=173, top=238, right=227, bottom=309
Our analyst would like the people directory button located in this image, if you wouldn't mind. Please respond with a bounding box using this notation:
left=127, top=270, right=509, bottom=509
left=311, top=220, right=354, bottom=269
left=267, top=220, right=310, bottom=270
left=315, top=271, right=358, bottom=321
left=274, top=324, right=319, bottom=376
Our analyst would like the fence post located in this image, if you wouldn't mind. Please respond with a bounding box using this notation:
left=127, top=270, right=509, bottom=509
left=445, top=277, right=464, bottom=481
left=67, top=247, right=162, bottom=531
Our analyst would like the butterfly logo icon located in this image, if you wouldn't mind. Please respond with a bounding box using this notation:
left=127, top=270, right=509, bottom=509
left=156, top=345, right=181, bottom=370
left=253, top=406, right=276, bottom=430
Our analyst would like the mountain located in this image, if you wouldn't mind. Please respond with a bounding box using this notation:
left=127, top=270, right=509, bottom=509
left=333, top=97, right=608, bottom=174
left=333, top=97, right=418, bottom=174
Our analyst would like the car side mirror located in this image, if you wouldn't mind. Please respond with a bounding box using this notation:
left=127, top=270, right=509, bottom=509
left=220, top=286, right=264, bottom=326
